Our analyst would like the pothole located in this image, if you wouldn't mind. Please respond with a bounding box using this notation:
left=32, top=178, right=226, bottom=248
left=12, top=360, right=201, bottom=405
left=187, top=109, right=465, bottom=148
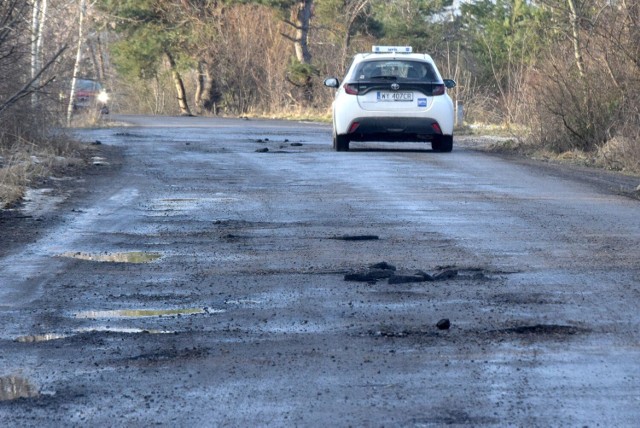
left=490, top=324, right=588, bottom=337
left=76, top=327, right=175, bottom=334
left=15, top=334, right=67, bottom=343
left=15, top=328, right=175, bottom=342
left=0, top=375, right=39, bottom=401
left=74, top=307, right=221, bottom=319
left=59, top=251, right=162, bottom=263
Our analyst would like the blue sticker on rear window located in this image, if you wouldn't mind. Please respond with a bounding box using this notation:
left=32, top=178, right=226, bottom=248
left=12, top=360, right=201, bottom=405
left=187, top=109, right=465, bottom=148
left=418, top=98, right=427, bottom=107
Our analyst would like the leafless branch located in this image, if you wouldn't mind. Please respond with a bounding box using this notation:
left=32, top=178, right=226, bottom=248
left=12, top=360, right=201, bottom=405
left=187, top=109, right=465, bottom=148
left=0, top=46, right=67, bottom=117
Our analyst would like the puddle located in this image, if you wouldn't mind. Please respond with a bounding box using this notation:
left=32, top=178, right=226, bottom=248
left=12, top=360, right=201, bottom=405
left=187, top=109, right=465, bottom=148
left=0, top=376, right=39, bottom=401
left=76, top=327, right=175, bottom=334
left=15, top=328, right=175, bottom=342
left=74, top=307, right=222, bottom=319
left=91, top=156, right=109, bottom=166
left=15, top=334, right=67, bottom=343
left=59, top=251, right=162, bottom=263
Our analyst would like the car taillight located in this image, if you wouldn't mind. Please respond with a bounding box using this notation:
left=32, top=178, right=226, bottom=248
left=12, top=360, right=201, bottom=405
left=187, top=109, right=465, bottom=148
left=432, top=84, right=445, bottom=96
left=432, top=122, right=442, bottom=134
left=344, top=83, right=359, bottom=95
left=348, top=122, right=360, bottom=133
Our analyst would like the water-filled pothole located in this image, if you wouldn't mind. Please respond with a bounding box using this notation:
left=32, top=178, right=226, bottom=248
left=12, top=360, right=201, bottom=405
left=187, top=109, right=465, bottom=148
left=74, top=307, right=221, bottom=319
left=15, top=328, right=175, bottom=343
left=59, top=251, right=162, bottom=263
left=0, top=376, right=39, bottom=401
left=15, top=334, right=67, bottom=343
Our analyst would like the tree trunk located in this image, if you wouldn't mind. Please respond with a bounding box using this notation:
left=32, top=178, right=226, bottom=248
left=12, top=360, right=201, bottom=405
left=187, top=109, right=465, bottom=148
left=165, top=50, right=192, bottom=116
left=567, top=0, right=585, bottom=78
left=194, top=60, right=205, bottom=115
left=67, top=0, right=86, bottom=126
left=203, top=66, right=219, bottom=115
left=291, top=0, right=313, bottom=64
left=31, top=0, right=48, bottom=107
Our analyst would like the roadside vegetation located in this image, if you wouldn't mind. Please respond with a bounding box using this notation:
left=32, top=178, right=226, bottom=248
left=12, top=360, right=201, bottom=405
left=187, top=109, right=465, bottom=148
left=1, top=1, right=639, bottom=207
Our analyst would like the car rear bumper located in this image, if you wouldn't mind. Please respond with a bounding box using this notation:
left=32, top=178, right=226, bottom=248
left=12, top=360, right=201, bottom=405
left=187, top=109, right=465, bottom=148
left=345, top=117, right=442, bottom=142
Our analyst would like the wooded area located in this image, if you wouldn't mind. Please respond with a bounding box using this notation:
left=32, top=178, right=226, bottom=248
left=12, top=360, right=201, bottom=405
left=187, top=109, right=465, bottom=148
left=1, top=0, right=639, bottom=172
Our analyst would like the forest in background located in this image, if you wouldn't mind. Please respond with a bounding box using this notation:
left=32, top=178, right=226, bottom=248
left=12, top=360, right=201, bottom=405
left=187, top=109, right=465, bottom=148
left=0, top=0, right=639, bottom=208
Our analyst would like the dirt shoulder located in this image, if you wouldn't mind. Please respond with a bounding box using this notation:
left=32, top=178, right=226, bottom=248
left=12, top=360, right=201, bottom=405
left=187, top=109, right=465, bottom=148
left=0, top=142, right=123, bottom=258
left=456, top=135, right=640, bottom=200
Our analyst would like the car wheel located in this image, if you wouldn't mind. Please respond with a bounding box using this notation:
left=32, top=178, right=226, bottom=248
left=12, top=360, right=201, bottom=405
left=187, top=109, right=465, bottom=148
left=333, top=132, right=350, bottom=152
left=432, top=135, right=453, bottom=152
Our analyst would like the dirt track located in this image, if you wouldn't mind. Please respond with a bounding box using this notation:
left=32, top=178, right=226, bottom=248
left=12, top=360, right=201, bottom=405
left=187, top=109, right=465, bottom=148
left=1, top=115, right=639, bottom=426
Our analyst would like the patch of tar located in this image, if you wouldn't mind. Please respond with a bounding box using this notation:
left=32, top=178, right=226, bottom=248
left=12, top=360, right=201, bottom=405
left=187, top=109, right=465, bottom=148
left=59, top=251, right=162, bottom=263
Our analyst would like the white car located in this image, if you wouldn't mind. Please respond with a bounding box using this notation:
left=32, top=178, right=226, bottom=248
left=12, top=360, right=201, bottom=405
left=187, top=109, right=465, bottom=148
left=324, top=46, right=456, bottom=152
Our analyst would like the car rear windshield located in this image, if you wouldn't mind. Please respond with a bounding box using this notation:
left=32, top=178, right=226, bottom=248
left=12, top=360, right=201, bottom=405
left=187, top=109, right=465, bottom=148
left=76, top=79, right=103, bottom=91
left=354, top=60, right=437, bottom=81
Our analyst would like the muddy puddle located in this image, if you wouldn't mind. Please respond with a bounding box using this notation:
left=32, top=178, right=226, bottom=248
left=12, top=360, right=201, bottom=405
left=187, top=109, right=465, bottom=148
left=59, top=251, right=162, bottom=263
left=76, top=327, right=175, bottom=334
left=0, top=376, right=39, bottom=401
left=74, top=307, right=222, bottom=319
left=15, top=333, right=67, bottom=343
left=15, top=328, right=175, bottom=343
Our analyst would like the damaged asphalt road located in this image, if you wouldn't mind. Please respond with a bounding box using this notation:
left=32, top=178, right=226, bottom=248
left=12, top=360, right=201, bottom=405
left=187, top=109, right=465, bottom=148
left=0, top=115, right=639, bottom=426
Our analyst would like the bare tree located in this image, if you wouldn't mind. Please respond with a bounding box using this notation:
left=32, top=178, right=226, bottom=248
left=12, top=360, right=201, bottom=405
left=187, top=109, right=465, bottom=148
left=66, top=0, right=87, bottom=126
left=31, top=0, right=49, bottom=106
left=283, top=0, right=314, bottom=65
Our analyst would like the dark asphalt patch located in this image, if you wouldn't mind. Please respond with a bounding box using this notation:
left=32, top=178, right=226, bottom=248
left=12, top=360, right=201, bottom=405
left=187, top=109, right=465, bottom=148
left=124, top=347, right=209, bottom=364
left=406, top=412, right=500, bottom=426
left=370, top=328, right=440, bottom=338
left=490, top=324, right=588, bottom=337
left=331, top=235, right=380, bottom=241
left=345, top=269, right=394, bottom=282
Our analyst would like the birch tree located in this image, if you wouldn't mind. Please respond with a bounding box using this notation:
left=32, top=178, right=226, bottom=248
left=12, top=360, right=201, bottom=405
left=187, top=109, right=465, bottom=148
left=67, top=0, right=87, bottom=126
left=31, top=0, right=48, bottom=106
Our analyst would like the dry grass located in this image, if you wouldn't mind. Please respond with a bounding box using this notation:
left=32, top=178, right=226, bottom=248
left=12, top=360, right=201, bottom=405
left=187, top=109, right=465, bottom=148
left=240, top=106, right=332, bottom=123
left=595, top=137, right=640, bottom=174
left=0, top=116, right=88, bottom=209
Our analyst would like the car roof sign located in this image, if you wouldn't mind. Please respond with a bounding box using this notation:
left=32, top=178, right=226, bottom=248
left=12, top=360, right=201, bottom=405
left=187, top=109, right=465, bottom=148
left=372, top=46, right=413, bottom=53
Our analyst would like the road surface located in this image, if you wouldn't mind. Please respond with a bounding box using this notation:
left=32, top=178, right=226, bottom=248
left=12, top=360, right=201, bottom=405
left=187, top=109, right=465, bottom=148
left=1, top=115, right=639, bottom=426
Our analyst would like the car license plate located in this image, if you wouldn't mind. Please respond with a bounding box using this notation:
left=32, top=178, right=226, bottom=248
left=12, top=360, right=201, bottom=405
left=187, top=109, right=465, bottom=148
left=377, top=92, right=413, bottom=102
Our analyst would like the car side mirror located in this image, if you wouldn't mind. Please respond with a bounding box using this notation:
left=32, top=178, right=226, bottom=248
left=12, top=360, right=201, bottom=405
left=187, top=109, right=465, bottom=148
left=323, top=77, right=340, bottom=88
left=443, top=79, right=456, bottom=89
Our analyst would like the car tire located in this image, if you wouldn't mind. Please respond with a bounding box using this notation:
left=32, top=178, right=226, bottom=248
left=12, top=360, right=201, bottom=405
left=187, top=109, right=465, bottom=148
left=432, top=135, right=453, bottom=152
left=333, top=132, right=350, bottom=152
